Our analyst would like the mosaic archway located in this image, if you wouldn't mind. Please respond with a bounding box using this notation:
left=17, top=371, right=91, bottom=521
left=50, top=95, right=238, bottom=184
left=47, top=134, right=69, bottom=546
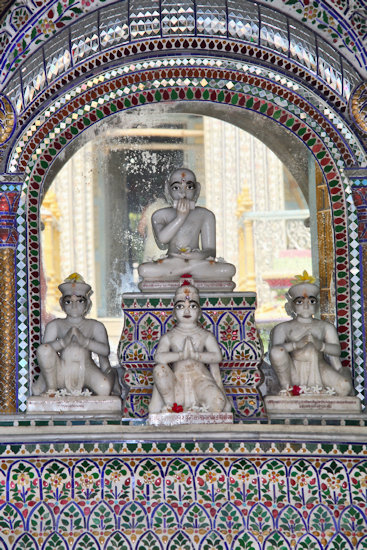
left=5, top=58, right=366, bottom=411
left=0, top=0, right=366, bottom=413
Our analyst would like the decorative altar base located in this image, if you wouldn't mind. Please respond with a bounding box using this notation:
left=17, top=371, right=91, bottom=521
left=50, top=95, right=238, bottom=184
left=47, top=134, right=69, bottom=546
left=118, top=292, right=266, bottom=421
left=148, top=411, right=233, bottom=426
left=265, top=394, right=361, bottom=415
left=139, top=278, right=236, bottom=293
left=27, top=395, right=122, bottom=414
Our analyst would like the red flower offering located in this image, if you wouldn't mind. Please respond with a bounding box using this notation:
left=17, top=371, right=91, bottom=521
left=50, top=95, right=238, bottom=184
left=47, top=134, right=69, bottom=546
left=172, top=403, right=184, bottom=413
left=291, top=385, right=301, bottom=396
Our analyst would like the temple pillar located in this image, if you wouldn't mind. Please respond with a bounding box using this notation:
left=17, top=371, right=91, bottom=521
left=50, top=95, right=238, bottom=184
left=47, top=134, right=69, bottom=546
left=236, top=187, right=256, bottom=291
left=41, top=191, right=61, bottom=312
left=0, top=178, right=22, bottom=414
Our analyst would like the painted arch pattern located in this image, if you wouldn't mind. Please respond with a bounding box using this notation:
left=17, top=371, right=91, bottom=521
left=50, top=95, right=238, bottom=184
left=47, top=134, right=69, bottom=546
left=1, top=451, right=367, bottom=549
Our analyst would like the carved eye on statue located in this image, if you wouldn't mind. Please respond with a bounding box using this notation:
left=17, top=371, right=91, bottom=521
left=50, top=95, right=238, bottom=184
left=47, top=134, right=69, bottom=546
left=186, top=181, right=195, bottom=190
left=293, top=296, right=317, bottom=306
left=174, top=302, right=198, bottom=310
left=171, top=182, right=180, bottom=191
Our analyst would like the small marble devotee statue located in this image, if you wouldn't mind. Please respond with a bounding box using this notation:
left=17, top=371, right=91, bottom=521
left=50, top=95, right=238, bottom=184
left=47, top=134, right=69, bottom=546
left=149, top=282, right=232, bottom=413
left=269, top=274, right=352, bottom=396
left=138, top=168, right=236, bottom=290
left=33, top=273, right=114, bottom=396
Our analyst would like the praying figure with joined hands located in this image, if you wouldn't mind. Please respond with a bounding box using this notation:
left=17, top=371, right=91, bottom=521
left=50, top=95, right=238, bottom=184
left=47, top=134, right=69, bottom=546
left=149, top=282, right=231, bottom=414
left=33, top=273, right=114, bottom=396
left=269, top=277, right=352, bottom=396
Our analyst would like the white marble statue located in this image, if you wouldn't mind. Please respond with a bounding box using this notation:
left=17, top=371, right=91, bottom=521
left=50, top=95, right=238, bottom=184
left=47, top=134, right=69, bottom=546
left=138, top=168, right=235, bottom=290
left=269, top=278, right=352, bottom=396
left=33, top=273, right=114, bottom=396
left=149, top=283, right=231, bottom=413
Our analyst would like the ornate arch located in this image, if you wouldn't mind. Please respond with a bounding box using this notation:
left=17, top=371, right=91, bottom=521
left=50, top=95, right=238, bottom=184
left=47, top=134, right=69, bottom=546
left=0, top=0, right=366, bottom=413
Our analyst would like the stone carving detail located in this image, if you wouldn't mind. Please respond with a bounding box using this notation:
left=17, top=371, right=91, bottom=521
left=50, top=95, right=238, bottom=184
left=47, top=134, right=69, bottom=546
left=149, top=282, right=232, bottom=415
left=32, top=273, right=115, bottom=397
left=138, top=167, right=236, bottom=292
left=269, top=276, right=352, bottom=397
left=118, top=290, right=264, bottom=421
left=286, top=219, right=311, bottom=250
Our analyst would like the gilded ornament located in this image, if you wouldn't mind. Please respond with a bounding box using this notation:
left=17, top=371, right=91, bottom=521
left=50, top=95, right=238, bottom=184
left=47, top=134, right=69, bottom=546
left=350, top=82, right=367, bottom=133
left=0, top=248, right=17, bottom=413
left=0, top=94, right=16, bottom=145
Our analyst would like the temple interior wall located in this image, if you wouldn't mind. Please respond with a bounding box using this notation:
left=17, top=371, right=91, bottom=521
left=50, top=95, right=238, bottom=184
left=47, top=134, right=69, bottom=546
left=0, top=0, right=366, bottom=548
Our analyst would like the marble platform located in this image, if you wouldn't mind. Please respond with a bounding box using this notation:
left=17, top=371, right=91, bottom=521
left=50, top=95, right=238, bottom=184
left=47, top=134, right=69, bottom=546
left=139, top=279, right=236, bottom=293
left=265, top=394, right=361, bottom=415
left=148, top=411, right=233, bottom=426
left=27, top=395, right=122, bottom=414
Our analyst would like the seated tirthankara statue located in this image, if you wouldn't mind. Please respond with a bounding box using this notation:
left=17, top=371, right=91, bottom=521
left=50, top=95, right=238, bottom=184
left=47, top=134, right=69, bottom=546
left=32, top=273, right=114, bottom=397
left=269, top=276, right=352, bottom=397
left=138, top=168, right=236, bottom=292
left=149, top=282, right=232, bottom=416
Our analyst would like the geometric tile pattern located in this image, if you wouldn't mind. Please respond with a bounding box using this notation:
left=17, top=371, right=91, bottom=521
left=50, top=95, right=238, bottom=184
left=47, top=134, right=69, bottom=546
left=7, top=62, right=365, bottom=402
left=15, top=197, right=28, bottom=413
left=343, top=177, right=365, bottom=405
left=10, top=55, right=365, bottom=166
left=0, top=440, right=367, bottom=549
left=351, top=180, right=367, bottom=404
left=118, top=293, right=265, bottom=420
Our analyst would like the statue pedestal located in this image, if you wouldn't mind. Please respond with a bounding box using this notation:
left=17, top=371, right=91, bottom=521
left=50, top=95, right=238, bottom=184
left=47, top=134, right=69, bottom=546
left=27, top=395, right=122, bottom=414
left=148, top=411, right=233, bottom=426
left=118, top=292, right=265, bottom=421
left=139, top=279, right=236, bottom=293
left=265, top=394, right=361, bottom=415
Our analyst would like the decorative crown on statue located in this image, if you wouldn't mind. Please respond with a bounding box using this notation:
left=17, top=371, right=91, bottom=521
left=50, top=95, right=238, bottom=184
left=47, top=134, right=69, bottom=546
left=175, top=274, right=200, bottom=303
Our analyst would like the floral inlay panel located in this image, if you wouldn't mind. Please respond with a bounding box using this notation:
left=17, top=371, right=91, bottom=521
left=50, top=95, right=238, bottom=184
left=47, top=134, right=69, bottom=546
left=0, top=440, right=367, bottom=549
left=118, top=293, right=265, bottom=420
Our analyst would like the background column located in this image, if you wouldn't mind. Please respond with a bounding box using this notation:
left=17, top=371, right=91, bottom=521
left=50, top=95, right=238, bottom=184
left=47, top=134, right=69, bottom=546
left=0, top=180, right=21, bottom=414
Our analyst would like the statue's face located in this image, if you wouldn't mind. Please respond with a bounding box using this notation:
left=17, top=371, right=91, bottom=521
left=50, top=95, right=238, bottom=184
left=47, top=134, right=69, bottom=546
left=169, top=169, right=197, bottom=201
left=174, top=298, right=200, bottom=325
left=292, top=295, right=317, bottom=319
left=62, top=295, right=88, bottom=318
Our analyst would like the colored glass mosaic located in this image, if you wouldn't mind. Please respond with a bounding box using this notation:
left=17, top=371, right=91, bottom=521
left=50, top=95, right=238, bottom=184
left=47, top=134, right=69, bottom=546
left=10, top=56, right=365, bottom=166
left=7, top=63, right=363, bottom=403
left=118, top=293, right=265, bottom=420
left=0, top=0, right=364, bottom=97
left=0, top=439, right=367, bottom=548
left=0, top=182, right=28, bottom=413
left=0, top=1, right=365, bottom=413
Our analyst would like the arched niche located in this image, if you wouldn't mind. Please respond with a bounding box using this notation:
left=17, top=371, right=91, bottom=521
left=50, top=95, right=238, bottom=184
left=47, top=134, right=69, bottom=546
left=0, top=1, right=366, bottom=413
